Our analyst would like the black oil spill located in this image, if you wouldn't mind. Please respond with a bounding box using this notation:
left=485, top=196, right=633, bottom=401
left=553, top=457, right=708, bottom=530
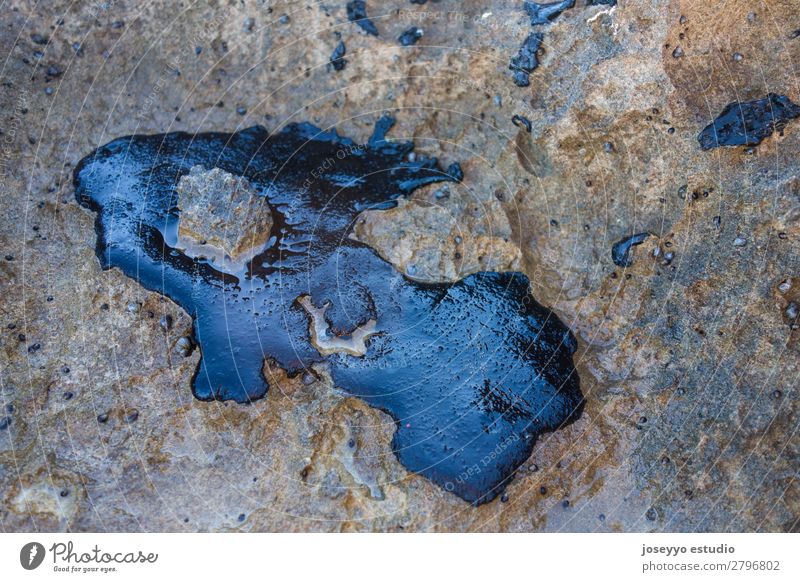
left=524, top=1, right=575, bottom=26
left=612, top=232, right=650, bottom=267
left=509, top=33, right=544, bottom=87
left=346, top=1, right=379, bottom=37
left=698, top=93, right=800, bottom=150
left=74, top=117, right=583, bottom=505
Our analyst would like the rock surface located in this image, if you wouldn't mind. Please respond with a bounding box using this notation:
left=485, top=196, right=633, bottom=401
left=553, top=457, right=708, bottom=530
left=298, top=296, right=377, bottom=357
left=175, top=166, right=272, bottom=272
left=353, top=198, right=521, bottom=282
left=0, top=0, right=798, bottom=531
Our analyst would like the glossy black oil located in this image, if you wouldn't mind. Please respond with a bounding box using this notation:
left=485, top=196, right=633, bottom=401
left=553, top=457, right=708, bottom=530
left=74, top=117, right=583, bottom=504
left=509, top=32, right=544, bottom=87
left=698, top=93, right=800, bottom=150
left=524, top=0, right=575, bottom=26
left=346, top=1, right=378, bottom=37
left=329, top=41, right=347, bottom=71
left=398, top=27, right=423, bottom=47
left=512, top=114, right=533, bottom=133
left=612, top=232, right=650, bottom=267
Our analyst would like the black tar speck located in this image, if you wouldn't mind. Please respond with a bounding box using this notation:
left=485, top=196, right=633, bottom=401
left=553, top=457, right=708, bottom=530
left=524, top=1, right=575, bottom=26
left=509, top=32, right=543, bottom=87
left=698, top=94, right=800, bottom=150
left=611, top=232, right=650, bottom=267
left=330, top=41, right=347, bottom=71
left=399, top=27, right=423, bottom=46
left=346, top=1, right=379, bottom=36
left=512, top=114, right=533, bottom=132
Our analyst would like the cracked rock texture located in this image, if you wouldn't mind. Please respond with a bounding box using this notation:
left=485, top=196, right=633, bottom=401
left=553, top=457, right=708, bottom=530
left=1, top=0, right=798, bottom=531
left=175, top=166, right=273, bottom=270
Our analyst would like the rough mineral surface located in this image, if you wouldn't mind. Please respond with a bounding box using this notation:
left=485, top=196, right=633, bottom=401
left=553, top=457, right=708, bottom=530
left=298, top=296, right=377, bottom=357
left=175, top=166, right=272, bottom=271
left=353, top=198, right=522, bottom=282
left=0, top=0, right=798, bottom=532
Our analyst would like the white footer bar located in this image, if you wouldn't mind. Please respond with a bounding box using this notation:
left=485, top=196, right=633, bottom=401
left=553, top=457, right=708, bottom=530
left=1, top=533, right=796, bottom=581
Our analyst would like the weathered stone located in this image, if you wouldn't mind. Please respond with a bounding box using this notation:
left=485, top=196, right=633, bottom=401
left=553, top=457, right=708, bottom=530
left=298, top=296, right=377, bottom=357
left=175, top=166, right=272, bottom=271
left=353, top=199, right=521, bottom=283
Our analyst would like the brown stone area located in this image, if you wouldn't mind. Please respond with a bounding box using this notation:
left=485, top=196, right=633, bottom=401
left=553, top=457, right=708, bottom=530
left=0, top=0, right=798, bottom=531
left=175, top=166, right=273, bottom=273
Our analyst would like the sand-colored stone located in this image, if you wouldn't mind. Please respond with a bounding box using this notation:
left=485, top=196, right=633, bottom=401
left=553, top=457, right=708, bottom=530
left=353, top=198, right=521, bottom=282
left=175, top=166, right=272, bottom=271
left=298, top=296, right=377, bottom=357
